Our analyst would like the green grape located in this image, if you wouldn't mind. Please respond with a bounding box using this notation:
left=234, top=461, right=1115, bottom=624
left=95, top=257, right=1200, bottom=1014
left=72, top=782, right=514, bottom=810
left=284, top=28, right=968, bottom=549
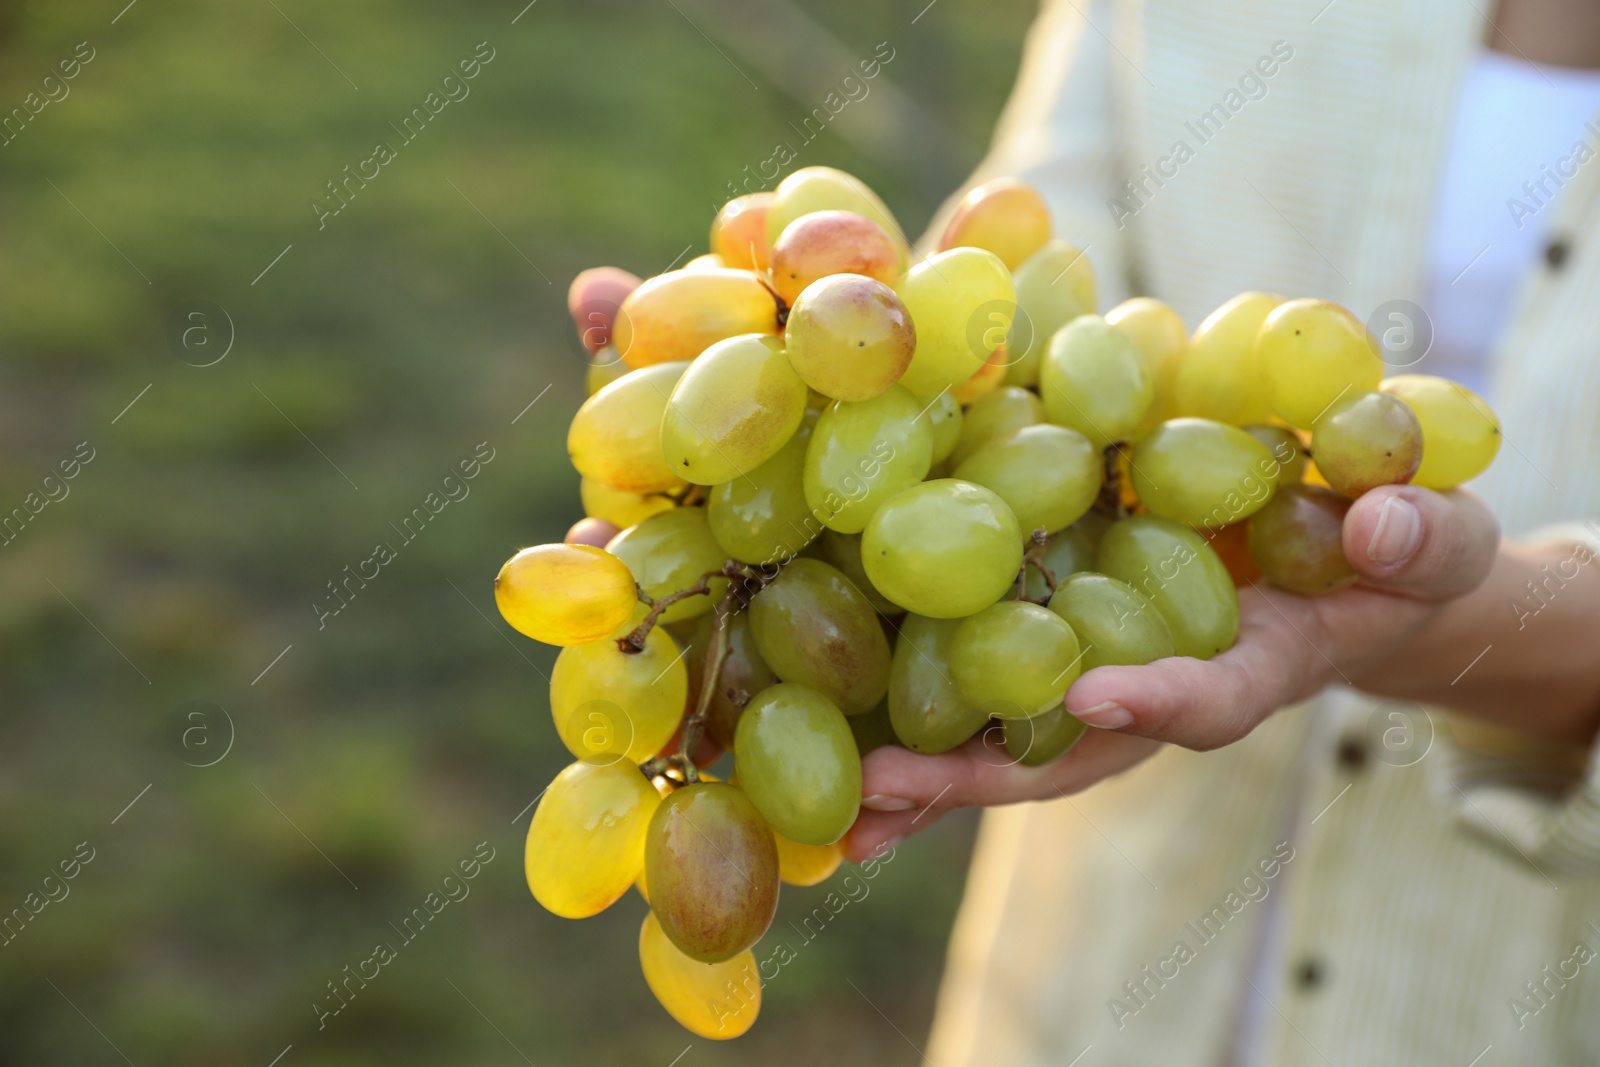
left=1247, top=484, right=1356, bottom=595
left=1309, top=390, right=1422, bottom=497
left=888, top=614, right=991, bottom=753
left=707, top=424, right=817, bottom=566
left=685, top=610, right=778, bottom=750
left=862, top=479, right=1024, bottom=618
left=495, top=543, right=638, bottom=647
left=1023, top=523, right=1099, bottom=600
left=1096, top=515, right=1238, bottom=659
left=893, top=247, right=1016, bottom=398
left=802, top=385, right=933, bottom=534
left=1040, top=315, right=1153, bottom=447
left=568, top=360, right=691, bottom=493
left=955, top=424, right=1103, bottom=535
left=645, top=782, right=779, bottom=962
left=949, top=601, right=1083, bottom=716
left=526, top=760, right=661, bottom=918
left=1381, top=375, right=1501, bottom=489
left=848, top=699, right=900, bottom=755
left=1242, top=425, right=1308, bottom=484
left=661, top=334, right=807, bottom=485
left=1258, top=299, right=1384, bottom=429
left=770, top=213, right=900, bottom=305
left=734, top=682, right=862, bottom=845
left=1002, top=708, right=1089, bottom=767
left=608, top=508, right=729, bottom=624
left=1130, top=418, right=1280, bottom=528
left=638, top=912, right=761, bottom=1039
left=1172, top=292, right=1279, bottom=424
left=784, top=274, right=914, bottom=401
left=1047, top=572, right=1175, bottom=670
left=922, top=389, right=964, bottom=463
left=816, top=529, right=901, bottom=614
left=765, top=166, right=909, bottom=268
left=748, top=558, right=891, bottom=713
left=550, top=617, right=687, bottom=763
left=1004, top=239, right=1097, bottom=387
left=949, top=385, right=1043, bottom=468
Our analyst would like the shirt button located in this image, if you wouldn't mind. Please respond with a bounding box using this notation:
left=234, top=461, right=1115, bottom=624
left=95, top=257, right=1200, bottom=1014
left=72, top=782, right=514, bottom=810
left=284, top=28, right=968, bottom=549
left=1545, top=238, right=1571, bottom=270
left=1336, top=736, right=1367, bottom=772
left=1294, top=957, right=1326, bottom=991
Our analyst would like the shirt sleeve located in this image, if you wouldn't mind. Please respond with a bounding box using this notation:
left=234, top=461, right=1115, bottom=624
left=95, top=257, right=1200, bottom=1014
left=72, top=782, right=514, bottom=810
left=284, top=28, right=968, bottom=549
left=920, top=0, right=1132, bottom=305
left=1429, top=520, right=1600, bottom=878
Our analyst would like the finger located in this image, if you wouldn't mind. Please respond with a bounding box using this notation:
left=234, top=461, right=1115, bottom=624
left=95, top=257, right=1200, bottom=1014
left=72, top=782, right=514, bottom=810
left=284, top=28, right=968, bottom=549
left=842, top=808, right=923, bottom=863
left=1342, top=485, right=1499, bottom=600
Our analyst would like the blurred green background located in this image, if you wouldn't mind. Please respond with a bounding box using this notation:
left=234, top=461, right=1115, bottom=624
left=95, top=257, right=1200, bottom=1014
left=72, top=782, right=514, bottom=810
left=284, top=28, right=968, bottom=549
left=0, top=1, right=1036, bottom=1062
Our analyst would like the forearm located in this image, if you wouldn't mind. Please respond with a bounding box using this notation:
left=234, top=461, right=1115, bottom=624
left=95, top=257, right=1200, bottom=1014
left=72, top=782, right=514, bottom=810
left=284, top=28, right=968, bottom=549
left=1358, top=535, right=1600, bottom=746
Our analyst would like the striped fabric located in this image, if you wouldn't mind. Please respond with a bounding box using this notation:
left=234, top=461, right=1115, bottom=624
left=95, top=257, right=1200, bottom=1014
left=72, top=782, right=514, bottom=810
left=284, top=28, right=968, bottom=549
left=926, top=1, right=1600, bottom=1064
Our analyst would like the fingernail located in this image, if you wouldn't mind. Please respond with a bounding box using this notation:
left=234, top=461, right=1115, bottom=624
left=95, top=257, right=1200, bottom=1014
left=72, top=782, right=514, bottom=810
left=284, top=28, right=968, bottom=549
left=1067, top=701, right=1132, bottom=729
left=862, top=794, right=916, bottom=812
left=1367, top=497, right=1421, bottom=565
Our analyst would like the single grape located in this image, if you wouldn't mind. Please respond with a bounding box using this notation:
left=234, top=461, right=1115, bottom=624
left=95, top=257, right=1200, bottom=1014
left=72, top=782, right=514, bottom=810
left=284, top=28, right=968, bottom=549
left=1258, top=298, right=1384, bottom=429
left=706, top=423, right=817, bottom=566
left=645, top=782, right=779, bottom=962
left=887, top=614, right=990, bottom=753
left=1004, top=239, right=1096, bottom=388
left=784, top=274, right=915, bottom=401
left=710, top=192, right=774, bottom=274
left=1002, top=708, right=1089, bottom=767
left=684, top=254, right=724, bottom=271
left=1047, top=572, right=1176, bottom=670
left=894, top=247, right=1016, bottom=398
left=661, top=334, right=808, bottom=486
left=1247, top=484, right=1357, bottom=595
left=765, top=166, right=909, bottom=268
left=1172, top=292, right=1280, bottom=425
left=1023, top=522, right=1099, bottom=600
left=580, top=476, right=675, bottom=529
left=495, top=543, right=636, bottom=646
left=1381, top=374, right=1501, bottom=488
left=565, top=516, right=621, bottom=549
left=568, top=360, right=691, bottom=494
left=734, top=682, right=862, bottom=845
left=802, top=384, right=933, bottom=534
left=607, top=508, right=729, bottom=624
left=1309, top=390, right=1422, bottom=497
left=922, top=389, right=964, bottom=463
left=586, top=350, right=631, bottom=396
left=1040, top=315, right=1153, bottom=447
left=815, top=529, right=901, bottom=615
left=568, top=267, right=641, bottom=354
left=950, top=600, right=1083, bottom=716
left=955, top=423, right=1103, bottom=535
left=639, top=912, right=761, bottom=1039
left=685, top=609, right=777, bottom=750
left=525, top=760, right=661, bottom=918
left=1130, top=418, right=1280, bottom=528
left=550, top=616, right=687, bottom=763
left=1207, top=519, right=1263, bottom=586
left=1096, top=515, right=1239, bottom=659
left=938, top=177, right=1052, bottom=269
left=747, top=558, right=891, bottom=713
left=1106, top=297, right=1187, bottom=432
left=613, top=268, right=780, bottom=369
left=769, top=211, right=900, bottom=305
left=863, top=480, right=1023, bottom=618
left=950, top=385, right=1043, bottom=467
left=774, top=834, right=844, bottom=887
left=1241, top=425, right=1308, bottom=484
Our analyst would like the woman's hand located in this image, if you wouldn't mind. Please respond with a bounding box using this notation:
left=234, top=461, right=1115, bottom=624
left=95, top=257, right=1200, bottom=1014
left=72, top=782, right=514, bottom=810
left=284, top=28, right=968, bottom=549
left=844, top=484, right=1502, bottom=861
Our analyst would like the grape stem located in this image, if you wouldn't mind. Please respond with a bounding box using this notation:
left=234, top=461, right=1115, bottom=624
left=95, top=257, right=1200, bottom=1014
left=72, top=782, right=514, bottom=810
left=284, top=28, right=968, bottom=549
left=1093, top=443, right=1130, bottom=521
left=1016, top=527, right=1054, bottom=602
left=617, top=562, right=743, bottom=654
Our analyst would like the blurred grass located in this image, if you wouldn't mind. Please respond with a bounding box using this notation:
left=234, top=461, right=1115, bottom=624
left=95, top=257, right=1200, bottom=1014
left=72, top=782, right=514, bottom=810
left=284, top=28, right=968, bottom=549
left=0, top=0, right=1035, bottom=1062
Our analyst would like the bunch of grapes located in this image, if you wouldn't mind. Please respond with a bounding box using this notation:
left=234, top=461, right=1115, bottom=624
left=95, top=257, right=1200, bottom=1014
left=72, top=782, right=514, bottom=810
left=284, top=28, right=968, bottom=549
left=495, top=166, right=1502, bottom=1039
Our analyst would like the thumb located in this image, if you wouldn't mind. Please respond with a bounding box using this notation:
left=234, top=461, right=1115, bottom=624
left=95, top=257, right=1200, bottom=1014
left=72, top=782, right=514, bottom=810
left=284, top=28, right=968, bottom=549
left=1341, top=484, right=1499, bottom=600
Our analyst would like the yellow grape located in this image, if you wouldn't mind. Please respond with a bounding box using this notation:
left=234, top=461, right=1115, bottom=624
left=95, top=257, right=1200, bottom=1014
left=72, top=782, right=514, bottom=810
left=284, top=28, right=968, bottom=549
left=1172, top=292, right=1279, bottom=425
left=613, top=269, right=780, bottom=369
left=549, top=617, right=687, bottom=763
left=765, top=166, right=909, bottom=268
left=1257, top=299, right=1384, bottom=429
left=661, top=334, right=807, bottom=485
left=769, top=211, right=899, bottom=305
left=949, top=346, right=1008, bottom=406
left=783, top=274, right=915, bottom=402
left=1005, top=239, right=1096, bottom=388
left=684, top=254, right=724, bottom=271
left=525, top=760, right=660, bottom=918
left=586, top=348, right=630, bottom=396
left=607, top=508, right=729, bottom=624
left=568, top=360, right=691, bottom=494
left=894, top=247, right=1015, bottom=399
left=1106, top=297, right=1187, bottom=433
left=710, top=192, right=774, bottom=273
left=580, top=476, right=676, bottom=529
left=638, top=912, right=761, bottom=1039
left=1040, top=315, right=1152, bottom=447
left=495, top=543, right=637, bottom=646
left=1380, top=375, right=1502, bottom=488
left=775, top=834, right=843, bottom=886
left=938, top=177, right=1052, bottom=270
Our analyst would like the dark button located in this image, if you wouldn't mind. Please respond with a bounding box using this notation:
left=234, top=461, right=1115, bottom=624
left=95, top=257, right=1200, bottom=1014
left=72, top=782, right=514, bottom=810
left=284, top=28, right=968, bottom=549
left=1545, top=238, right=1571, bottom=270
left=1294, top=957, right=1326, bottom=991
left=1336, top=736, right=1367, bottom=771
